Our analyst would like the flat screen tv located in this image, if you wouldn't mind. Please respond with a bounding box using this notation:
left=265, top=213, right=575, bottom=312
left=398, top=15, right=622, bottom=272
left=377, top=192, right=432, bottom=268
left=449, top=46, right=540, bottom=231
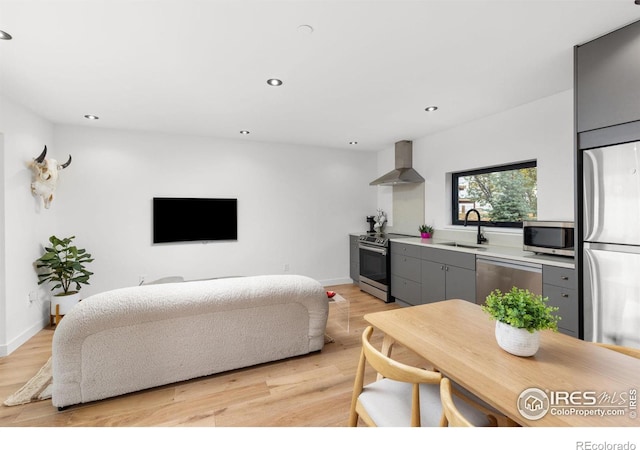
left=153, top=197, right=237, bottom=244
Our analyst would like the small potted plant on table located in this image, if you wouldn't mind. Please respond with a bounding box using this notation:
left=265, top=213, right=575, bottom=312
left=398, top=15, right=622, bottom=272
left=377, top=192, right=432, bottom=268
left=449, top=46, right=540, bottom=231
left=481, top=287, right=560, bottom=357
left=419, top=224, right=434, bottom=239
left=35, top=235, right=94, bottom=326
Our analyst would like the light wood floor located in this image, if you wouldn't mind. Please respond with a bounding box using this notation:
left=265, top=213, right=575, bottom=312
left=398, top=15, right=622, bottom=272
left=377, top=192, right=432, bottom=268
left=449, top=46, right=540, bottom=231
left=0, top=283, right=428, bottom=427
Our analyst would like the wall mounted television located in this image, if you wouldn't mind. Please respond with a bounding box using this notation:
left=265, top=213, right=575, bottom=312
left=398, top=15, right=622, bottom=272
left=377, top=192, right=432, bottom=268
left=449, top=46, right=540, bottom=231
left=153, top=197, right=237, bottom=244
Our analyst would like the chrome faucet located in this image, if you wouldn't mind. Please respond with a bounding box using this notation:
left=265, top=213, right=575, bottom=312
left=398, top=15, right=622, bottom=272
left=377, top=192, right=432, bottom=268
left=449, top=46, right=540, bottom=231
left=464, top=208, right=487, bottom=245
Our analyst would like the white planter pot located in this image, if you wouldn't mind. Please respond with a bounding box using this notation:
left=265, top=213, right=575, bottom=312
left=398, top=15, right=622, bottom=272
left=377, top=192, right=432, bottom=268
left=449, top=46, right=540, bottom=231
left=495, top=320, right=540, bottom=357
left=50, top=292, right=81, bottom=316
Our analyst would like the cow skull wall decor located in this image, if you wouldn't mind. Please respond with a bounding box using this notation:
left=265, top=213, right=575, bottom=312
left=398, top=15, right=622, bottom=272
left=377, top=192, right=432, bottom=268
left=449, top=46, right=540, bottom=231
left=30, top=145, right=72, bottom=209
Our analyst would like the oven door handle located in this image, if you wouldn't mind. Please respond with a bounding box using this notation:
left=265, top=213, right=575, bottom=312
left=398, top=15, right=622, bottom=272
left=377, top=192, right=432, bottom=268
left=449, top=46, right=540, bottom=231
left=359, top=244, right=387, bottom=255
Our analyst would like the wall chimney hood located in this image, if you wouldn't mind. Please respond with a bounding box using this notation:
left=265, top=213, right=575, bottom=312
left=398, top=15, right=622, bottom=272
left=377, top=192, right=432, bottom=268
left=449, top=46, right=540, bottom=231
left=370, top=140, right=425, bottom=186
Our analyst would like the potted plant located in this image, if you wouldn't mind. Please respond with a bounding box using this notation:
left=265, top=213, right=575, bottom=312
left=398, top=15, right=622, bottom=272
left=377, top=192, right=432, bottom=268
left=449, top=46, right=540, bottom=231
left=419, top=224, right=434, bottom=239
left=481, top=287, right=560, bottom=357
left=35, top=235, right=94, bottom=324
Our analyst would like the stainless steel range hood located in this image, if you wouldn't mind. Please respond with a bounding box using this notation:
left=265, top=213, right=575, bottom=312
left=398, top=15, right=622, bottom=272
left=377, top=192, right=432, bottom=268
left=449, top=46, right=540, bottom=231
left=370, top=140, right=425, bottom=186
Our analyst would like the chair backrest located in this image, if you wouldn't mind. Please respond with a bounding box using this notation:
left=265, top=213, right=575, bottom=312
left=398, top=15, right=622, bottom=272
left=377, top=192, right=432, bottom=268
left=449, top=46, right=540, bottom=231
left=440, top=377, right=473, bottom=427
left=360, top=326, right=442, bottom=385
left=595, top=342, right=640, bottom=359
left=349, top=326, right=441, bottom=427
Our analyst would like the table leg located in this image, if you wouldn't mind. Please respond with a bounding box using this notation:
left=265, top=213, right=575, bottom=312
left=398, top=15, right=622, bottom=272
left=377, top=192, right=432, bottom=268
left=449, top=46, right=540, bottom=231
left=377, top=335, right=396, bottom=381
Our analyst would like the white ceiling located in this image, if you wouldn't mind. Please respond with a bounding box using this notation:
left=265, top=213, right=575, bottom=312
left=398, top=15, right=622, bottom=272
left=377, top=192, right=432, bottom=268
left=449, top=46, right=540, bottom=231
left=1, top=1, right=640, bottom=152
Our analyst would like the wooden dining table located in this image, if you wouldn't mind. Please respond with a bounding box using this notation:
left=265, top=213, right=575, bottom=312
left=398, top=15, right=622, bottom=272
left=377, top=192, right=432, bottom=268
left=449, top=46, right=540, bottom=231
left=364, top=299, right=640, bottom=427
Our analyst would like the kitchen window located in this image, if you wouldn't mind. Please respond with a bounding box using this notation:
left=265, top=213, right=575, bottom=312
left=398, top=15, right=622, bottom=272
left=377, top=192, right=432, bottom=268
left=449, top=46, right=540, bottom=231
left=452, top=161, right=537, bottom=228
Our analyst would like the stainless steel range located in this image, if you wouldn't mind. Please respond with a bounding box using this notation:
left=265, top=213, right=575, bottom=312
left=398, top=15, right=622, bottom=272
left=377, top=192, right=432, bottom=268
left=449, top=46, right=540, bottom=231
left=358, top=233, right=414, bottom=303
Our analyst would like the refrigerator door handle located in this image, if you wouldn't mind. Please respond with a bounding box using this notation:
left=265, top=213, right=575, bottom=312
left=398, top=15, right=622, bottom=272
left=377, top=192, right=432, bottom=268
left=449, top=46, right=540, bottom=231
left=582, top=150, right=601, bottom=241
left=582, top=246, right=599, bottom=342
left=584, top=242, right=640, bottom=254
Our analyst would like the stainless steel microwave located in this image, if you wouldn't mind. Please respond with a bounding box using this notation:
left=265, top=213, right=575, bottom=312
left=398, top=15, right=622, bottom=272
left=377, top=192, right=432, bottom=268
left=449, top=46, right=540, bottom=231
left=523, top=221, right=575, bottom=257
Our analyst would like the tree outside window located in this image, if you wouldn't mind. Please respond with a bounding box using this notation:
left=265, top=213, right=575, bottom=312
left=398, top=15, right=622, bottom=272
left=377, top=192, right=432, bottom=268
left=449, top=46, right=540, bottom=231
left=452, top=161, right=537, bottom=227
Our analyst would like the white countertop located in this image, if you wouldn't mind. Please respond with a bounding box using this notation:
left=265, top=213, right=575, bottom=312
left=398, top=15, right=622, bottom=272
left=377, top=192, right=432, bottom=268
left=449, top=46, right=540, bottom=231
left=389, top=237, right=576, bottom=269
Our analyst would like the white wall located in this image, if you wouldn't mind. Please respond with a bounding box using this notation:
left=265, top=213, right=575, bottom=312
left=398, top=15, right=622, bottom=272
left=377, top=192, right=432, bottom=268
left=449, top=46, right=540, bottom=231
left=0, top=100, right=377, bottom=355
left=0, top=134, right=5, bottom=349
left=0, top=88, right=573, bottom=356
left=52, top=126, right=377, bottom=297
left=0, top=95, right=56, bottom=356
left=378, top=90, right=575, bottom=243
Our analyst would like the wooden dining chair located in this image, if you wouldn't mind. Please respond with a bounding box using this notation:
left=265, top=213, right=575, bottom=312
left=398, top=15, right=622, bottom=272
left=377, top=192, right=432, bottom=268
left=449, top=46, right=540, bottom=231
left=348, top=326, right=499, bottom=427
left=440, top=377, right=474, bottom=427
left=595, top=342, right=640, bottom=359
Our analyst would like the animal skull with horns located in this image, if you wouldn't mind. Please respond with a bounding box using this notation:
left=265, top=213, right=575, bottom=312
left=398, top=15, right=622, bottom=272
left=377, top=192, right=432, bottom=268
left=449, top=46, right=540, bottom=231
left=30, top=145, right=72, bottom=209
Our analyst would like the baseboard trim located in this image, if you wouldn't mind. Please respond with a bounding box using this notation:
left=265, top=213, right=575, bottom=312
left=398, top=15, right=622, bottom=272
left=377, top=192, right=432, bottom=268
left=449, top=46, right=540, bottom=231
left=2, top=318, right=50, bottom=356
left=320, top=277, right=353, bottom=287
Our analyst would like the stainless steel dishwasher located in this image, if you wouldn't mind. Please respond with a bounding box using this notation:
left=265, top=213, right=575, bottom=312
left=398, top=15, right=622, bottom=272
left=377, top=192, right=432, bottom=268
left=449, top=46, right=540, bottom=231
left=475, top=256, right=543, bottom=305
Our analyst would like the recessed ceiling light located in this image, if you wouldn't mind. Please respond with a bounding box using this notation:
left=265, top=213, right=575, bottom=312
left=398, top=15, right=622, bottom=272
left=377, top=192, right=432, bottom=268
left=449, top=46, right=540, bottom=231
left=0, top=30, right=12, bottom=40
left=240, top=130, right=250, bottom=135
left=425, top=106, right=438, bottom=112
left=297, top=24, right=314, bottom=34
left=635, top=0, right=640, bottom=5
left=84, top=114, right=99, bottom=120
left=349, top=141, right=358, bottom=145
left=267, top=78, right=283, bottom=87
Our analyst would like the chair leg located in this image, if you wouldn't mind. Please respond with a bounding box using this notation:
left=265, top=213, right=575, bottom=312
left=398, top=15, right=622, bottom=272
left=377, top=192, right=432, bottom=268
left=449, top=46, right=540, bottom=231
left=348, top=348, right=367, bottom=427
left=348, top=410, right=359, bottom=427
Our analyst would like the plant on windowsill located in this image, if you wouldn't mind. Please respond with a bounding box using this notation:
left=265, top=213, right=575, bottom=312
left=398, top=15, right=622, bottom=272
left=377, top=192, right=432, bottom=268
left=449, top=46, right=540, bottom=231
left=35, top=235, right=94, bottom=325
left=481, top=287, right=560, bottom=357
left=419, top=224, right=434, bottom=239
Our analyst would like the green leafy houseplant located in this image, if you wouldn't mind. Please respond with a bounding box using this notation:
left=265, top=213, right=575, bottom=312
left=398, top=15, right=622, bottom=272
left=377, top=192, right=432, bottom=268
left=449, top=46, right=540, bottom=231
left=35, top=235, right=94, bottom=295
left=482, top=287, right=560, bottom=333
left=419, top=224, right=434, bottom=234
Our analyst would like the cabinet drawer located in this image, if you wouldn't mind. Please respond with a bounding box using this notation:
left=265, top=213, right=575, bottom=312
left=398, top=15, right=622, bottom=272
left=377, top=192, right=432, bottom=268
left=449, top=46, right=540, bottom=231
left=391, top=275, right=421, bottom=306
left=391, top=242, right=422, bottom=258
left=543, top=284, right=578, bottom=333
left=543, top=265, right=576, bottom=290
left=421, top=247, right=475, bottom=270
left=390, top=253, right=421, bottom=282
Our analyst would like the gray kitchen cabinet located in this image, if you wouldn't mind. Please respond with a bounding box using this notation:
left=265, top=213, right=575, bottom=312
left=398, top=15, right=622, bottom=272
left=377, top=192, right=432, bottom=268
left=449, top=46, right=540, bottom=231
left=390, top=242, right=422, bottom=306
left=543, top=265, right=578, bottom=338
left=445, top=265, right=477, bottom=302
left=420, top=259, right=446, bottom=304
left=421, top=247, right=475, bottom=304
left=391, top=274, right=421, bottom=306
left=349, top=235, right=360, bottom=283
left=576, top=19, right=640, bottom=133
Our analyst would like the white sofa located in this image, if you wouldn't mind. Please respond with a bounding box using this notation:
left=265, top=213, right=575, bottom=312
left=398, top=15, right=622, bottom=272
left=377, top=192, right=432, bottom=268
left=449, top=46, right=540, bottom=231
left=51, top=274, right=329, bottom=408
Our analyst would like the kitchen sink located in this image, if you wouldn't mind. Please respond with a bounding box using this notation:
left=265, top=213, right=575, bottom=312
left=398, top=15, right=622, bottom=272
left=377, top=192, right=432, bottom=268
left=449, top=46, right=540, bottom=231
left=438, top=242, right=487, bottom=250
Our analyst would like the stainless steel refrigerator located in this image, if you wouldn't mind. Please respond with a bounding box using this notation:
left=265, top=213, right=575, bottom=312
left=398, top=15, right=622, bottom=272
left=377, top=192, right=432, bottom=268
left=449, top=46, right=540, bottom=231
left=582, top=141, right=640, bottom=348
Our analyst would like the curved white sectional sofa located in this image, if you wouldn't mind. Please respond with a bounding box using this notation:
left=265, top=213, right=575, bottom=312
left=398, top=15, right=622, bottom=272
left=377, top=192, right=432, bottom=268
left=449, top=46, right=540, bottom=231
left=52, top=274, right=329, bottom=408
